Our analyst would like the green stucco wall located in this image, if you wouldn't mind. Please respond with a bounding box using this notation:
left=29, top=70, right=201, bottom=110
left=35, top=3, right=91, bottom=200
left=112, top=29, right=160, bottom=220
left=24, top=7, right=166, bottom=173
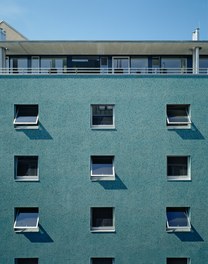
left=1, top=75, right=208, bottom=263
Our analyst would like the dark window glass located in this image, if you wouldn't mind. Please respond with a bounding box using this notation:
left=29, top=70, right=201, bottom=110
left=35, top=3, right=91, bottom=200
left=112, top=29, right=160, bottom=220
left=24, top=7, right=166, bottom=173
left=15, top=259, right=38, bottom=264
left=16, top=156, right=38, bottom=177
left=92, top=258, right=113, bottom=264
left=72, top=56, right=100, bottom=68
left=167, top=156, right=188, bottom=176
left=15, top=105, right=38, bottom=124
left=92, top=208, right=113, bottom=227
left=167, top=105, right=190, bottom=125
left=167, top=258, right=188, bottom=264
left=92, top=105, right=113, bottom=126
left=167, top=208, right=189, bottom=227
left=91, top=156, right=113, bottom=175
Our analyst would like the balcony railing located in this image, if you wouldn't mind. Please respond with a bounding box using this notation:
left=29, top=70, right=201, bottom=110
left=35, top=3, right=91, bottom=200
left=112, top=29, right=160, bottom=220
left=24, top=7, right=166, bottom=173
left=0, top=68, right=208, bottom=75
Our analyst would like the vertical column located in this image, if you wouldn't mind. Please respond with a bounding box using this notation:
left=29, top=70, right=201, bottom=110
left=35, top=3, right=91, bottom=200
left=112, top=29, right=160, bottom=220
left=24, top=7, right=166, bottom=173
left=0, top=47, right=6, bottom=68
left=0, top=28, right=6, bottom=72
left=195, top=47, right=200, bottom=74
left=192, top=48, right=196, bottom=74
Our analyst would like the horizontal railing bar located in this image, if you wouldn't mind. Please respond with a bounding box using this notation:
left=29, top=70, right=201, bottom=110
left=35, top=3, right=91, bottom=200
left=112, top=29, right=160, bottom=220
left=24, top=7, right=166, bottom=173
left=0, top=68, right=207, bottom=75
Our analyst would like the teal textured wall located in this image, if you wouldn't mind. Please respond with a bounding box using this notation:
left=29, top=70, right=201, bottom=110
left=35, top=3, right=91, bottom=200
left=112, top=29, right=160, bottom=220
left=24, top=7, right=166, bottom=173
left=1, top=75, right=208, bottom=263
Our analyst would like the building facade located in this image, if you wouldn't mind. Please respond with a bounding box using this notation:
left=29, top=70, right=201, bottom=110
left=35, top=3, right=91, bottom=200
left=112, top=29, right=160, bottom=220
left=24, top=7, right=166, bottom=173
left=0, top=25, right=208, bottom=264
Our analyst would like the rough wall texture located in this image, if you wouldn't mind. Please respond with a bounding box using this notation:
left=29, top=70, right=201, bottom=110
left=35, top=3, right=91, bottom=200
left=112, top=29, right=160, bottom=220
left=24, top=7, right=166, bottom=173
left=0, top=75, right=208, bottom=263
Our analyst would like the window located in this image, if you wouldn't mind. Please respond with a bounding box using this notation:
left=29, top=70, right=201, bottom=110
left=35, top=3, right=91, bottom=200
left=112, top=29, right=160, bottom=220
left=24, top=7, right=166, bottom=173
left=199, top=57, right=208, bottom=74
left=10, top=57, right=28, bottom=74
left=167, top=156, right=190, bottom=181
left=14, top=105, right=39, bottom=128
left=166, top=207, right=191, bottom=232
left=40, top=57, right=67, bottom=74
left=14, top=208, right=39, bottom=232
left=91, top=156, right=115, bottom=181
left=91, top=207, right=115, bottom=232
left=166, top=105, right=191, bottom=128
left=167, top=258, right=190, bottom=264
left=91, top=258, right=114, bottom=264
left=113, top=57, right=129, bottom=74
left=91, top=105, right=114, bottom=128
left=15, top=156, right=38, bottom=181
left=131, top=57, right=148, bottom=74
left=100, top=57, right=108, bottom=74
left=15, top=259, right=38, bottom=264
left=161, top=58, right=187, bottom=73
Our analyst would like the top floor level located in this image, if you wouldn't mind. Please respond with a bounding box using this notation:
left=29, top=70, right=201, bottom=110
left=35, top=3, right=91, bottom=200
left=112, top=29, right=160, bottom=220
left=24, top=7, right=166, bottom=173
left=1, top=41, right=208, bottom=75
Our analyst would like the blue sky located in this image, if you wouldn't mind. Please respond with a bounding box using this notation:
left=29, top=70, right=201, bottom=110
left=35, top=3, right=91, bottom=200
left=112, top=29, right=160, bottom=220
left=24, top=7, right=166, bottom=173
left=0, top=0, right=208, bottom=40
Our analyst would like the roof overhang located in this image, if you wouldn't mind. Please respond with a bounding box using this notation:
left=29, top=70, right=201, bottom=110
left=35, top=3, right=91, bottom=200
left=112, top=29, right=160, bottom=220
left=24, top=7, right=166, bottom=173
left=1, top=41, right=208, bottom=56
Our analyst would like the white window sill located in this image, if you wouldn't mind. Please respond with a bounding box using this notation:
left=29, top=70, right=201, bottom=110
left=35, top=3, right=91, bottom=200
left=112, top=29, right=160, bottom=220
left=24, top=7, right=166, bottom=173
left=167, top=177, right=191, bottom=181
left=91, top=229, right=115, bottom=233
left=166, top=227, right=191, bottom=233
left=91, top=176, right=115, bottom=181
left=91, top=126, right=115, bottom=130
left=15, top=178, right=39, bottom=182
left=167, top=125, right=191, bottom=130
left=14, top=125, right=39, bottom=130
left=14, top=227, right=39, bottom=233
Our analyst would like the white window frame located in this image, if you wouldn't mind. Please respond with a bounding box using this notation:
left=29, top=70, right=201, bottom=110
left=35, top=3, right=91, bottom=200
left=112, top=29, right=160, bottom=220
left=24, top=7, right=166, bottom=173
left=91, top=258, right=115, bottom=264
left=15, top=156, right=39, bottom=181
left=112, top=56, right=130, bottom=74
left=167, top=155, right=191, bottom=181
left=91, top=104, right=115, bottom=129
left=90, top=207, right=115, bottom=232
left=14, top=105, right=39, bottom=129
left=167, top=257, right=190, bottom=264
left=90, top=155, right=115, bottom=181
left=14, top=208, right=39, bottom=233
left=166, top=104, right=191, bottom=129
left=166, top=207, right=191, bottom=232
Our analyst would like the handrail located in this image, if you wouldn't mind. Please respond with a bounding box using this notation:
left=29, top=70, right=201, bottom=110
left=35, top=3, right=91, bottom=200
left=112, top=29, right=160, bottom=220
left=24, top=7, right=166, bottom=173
left=0, top=67, right=208, bottom=75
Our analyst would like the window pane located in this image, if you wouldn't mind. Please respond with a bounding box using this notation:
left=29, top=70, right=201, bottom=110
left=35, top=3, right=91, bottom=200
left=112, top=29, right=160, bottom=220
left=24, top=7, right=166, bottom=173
left=113, top=58, right=129, bottom=68
left=92, top=105, right=113, bottom=126
left=167, top=157, right=188, bottom=176
left=15, top=105, right=38, bottom=124
left=113, top=58, right=129, bottom=73
left=167, top=258, right=188, bottom=264
left=17, top=156, right=38, bottom=177
left=131, top=58, right=148, bottom=73
left=161, top=58, right=182, bottom=68
left=92, top=208, right=113, bottom=227
left=92, top=156, right=113, bottom=175
left=16, top=258, right=38, bottom=264
left=93, top=116, right=113, bottom=125
left=41, top=58, right=51, bottom=68
left=15, top=208, right=38, bottom=228
left=72, top=56, right=100, bottom=68
left=167, top=208, right=189, bottom=227
left=10, top=58, right=28, bottom=73
left=199, top=58, right=208, bottom=68
left=40, top=57, right=67, bottom=73
left=167, top=105, right=190, bottom=124
left=92, top=258, right=113, bottom=264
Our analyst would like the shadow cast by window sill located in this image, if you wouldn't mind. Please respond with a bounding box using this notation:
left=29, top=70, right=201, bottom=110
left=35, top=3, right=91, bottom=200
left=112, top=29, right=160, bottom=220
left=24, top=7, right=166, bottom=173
left=16, top=122, right=53, bottom=140
left=97, top=174, right=127, bottom=190
left=20, top=224, right=54, bottom=243
left=169, top=122, right=205, bottom=140
left=170, top=226, right=203, bottom=242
